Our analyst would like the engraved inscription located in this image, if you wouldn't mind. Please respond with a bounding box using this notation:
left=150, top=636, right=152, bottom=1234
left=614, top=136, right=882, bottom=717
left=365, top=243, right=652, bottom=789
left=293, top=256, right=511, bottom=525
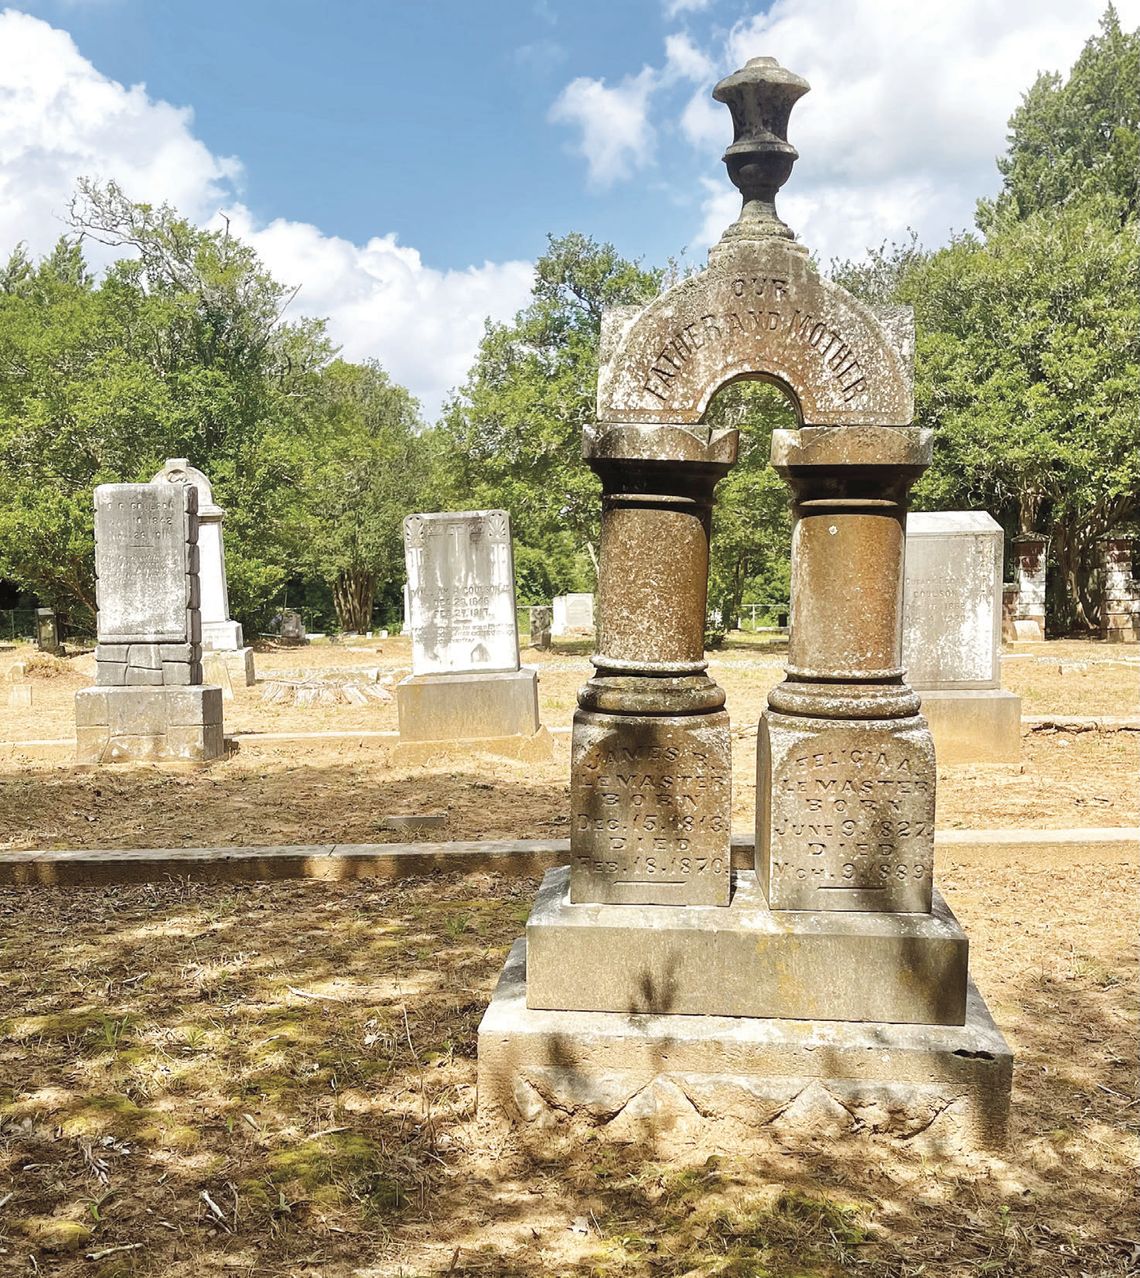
left=640, top=277, right=868, bottom=408
left=762, top=723, right=935, bottom=912
left=95, top=485, right=190, bottom=642
left=571, top=716, right=731, bottom=905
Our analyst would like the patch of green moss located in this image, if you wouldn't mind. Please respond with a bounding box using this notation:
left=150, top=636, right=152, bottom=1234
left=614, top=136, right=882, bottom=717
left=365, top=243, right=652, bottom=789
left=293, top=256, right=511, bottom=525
left=10, top=1007, right=105, bottom=1040
left=15, top=1216, right=94, bottom=1253
left=58, top=1093, right=156, bottom=1138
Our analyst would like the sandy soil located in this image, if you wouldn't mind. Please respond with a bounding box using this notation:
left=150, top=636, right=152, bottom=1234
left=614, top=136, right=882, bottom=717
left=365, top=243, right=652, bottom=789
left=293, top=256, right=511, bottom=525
left=0, top=635, right=1136, bottom=851
left=0, top=839, right=1135, bottom=1276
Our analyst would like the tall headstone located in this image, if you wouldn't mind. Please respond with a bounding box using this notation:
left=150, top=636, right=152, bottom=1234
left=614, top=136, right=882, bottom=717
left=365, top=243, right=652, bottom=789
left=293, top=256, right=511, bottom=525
left=479, top=57, right=1011, bottom=1150
left=152, top=460, right=255, bottom=685
left=530, top=604, right=552, bottom=650
left=395, top=511, right=550, bottom=760
left=1099, top=534, right=1139, bottom=643
left=75, top=482, right=223, bottom=762
left=1012, top=533, right=1047, bottom=640
left=901, top=512, right=1020, bottom=763
left=34, top=608, right=62, bottom=656
left=551, top=593, right=594, bottom=636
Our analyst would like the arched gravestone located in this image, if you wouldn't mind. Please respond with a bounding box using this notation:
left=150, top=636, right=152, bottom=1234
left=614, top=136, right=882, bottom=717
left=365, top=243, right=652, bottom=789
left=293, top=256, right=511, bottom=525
left=479, top=57, right=1012, bottom=1150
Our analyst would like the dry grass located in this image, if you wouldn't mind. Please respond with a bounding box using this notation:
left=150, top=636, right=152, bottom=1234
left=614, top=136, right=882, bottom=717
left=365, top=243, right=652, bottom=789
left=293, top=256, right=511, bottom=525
left=0, top=841, right=1136, bottom=1276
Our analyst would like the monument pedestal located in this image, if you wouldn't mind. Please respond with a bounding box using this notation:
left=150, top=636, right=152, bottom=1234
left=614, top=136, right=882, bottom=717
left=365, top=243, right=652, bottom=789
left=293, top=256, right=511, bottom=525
left=917, top=689, right=1021, bottom=764
left=527, top=867, right=966, bottom=1024
left=76, top=685, right=224, bottom=763
left=478, top=938, right=1011, bottom=1150
left=201, top=620, right=256, bottom=687
left=395, top=669, right=551, bottom=761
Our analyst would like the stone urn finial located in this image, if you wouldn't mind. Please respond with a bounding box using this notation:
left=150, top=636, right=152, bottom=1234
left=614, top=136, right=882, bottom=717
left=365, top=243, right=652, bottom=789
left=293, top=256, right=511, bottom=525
left=712, top=56, right=810, bottom=249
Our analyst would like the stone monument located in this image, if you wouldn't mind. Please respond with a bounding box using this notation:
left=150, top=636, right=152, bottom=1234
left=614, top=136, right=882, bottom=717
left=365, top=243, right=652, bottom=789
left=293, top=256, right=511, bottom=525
left=396, top=510, right=551, bottom=760
left=152, top=460, right=255, bottom=685
left=34, top=608, right=62, bottom=656
left=479, top=58, right=1011, bottom=1149
left=902, top=512, right=1021, bottom=763
left=530, top=605, right=552, bottom=650
left=75, top=482, right=223, bottom=763
left=551, top=593, right=594, bottom=636
left=1012, top=533, right=1047, bottom=640
left=1099, top=534, right=1139, bottom=643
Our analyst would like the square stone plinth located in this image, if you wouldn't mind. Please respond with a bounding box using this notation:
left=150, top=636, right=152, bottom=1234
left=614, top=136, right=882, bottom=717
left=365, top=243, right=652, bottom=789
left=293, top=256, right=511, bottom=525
left=527, top=867, right=967, bottom=1025
left=570, top=709, right=731, bottom=906
left=76, top=685, right=223, bottom=763
left=396, top=669, right=540, bottom=744
left=758, top=711, right=935, bottom=912
left=478, top=939, right=1012, bottom=1150
left=917, top=689, right=1021, bottom=764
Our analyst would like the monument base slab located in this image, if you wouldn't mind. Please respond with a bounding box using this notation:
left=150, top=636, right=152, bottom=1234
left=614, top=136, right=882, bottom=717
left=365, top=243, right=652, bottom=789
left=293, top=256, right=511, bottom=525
left=478, top=939, right=1011, bottom=1151
left=202, top=619, right=245, bottom=651
left=527, top=867, right=966, bottom=1025
left=204, top=646, right=256, bottom=687
left=916, top=689, right=1021, bottom=764
left=1012, top=619, right=1044, bottom=642
left=76, top=685, right=224, bottom=763
left=393, top=726, right=554, bottom=765
left=396, top=669, right=540, bottom=743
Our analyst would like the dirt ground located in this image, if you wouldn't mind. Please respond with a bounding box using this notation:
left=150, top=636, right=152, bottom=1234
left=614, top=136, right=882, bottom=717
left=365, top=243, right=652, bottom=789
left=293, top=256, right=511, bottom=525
left=0, top=634, right=1136, bottom=851
left=0, top=840, right=1136, bottom=1277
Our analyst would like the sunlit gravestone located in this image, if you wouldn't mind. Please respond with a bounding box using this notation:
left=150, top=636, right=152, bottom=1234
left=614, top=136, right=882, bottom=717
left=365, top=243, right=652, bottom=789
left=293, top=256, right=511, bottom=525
left=396, top=510, right=552, bottom=760
left=478, top=58, right=1012, bottom=1148
left=152, top=460, right=256, bottom=686
left=75, top=481, right=223, bottom=762
left=902, top=512, right=1021, bottom=763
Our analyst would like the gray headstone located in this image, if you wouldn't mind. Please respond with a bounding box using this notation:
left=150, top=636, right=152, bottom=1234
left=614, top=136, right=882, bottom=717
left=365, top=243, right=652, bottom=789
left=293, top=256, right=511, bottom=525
left=902, top=512, right=1002, bottom=690
left=403, top=510, right=520, bottom=676
left=94, top=484, right=196, bottom=644
left=552, top=593, right=594, bottom=636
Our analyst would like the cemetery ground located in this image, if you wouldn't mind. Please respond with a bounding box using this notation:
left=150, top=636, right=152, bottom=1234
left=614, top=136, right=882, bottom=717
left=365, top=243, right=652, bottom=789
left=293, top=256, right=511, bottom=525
left=0, top=635, right=1136, bottom=1275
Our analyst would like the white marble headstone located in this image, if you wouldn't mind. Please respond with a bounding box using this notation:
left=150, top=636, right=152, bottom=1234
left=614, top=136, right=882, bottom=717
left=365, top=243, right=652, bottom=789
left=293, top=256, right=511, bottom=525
left=552, top=593, right=595, bottom=636
left=404, top=510, right=520, bottom=676
left=902, top=512, right=1003, bottom=690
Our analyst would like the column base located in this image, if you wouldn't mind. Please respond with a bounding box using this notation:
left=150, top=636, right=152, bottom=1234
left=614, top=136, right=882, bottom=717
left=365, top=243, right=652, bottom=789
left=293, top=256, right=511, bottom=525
left=202, top=619, right=245, bottom=651
left=916, top=689, right=1021, bottom=764
left=527, top=867, right=967, bottom=1024
left=478, top=938, right=1012, bottom=1151
left=75, top=686, right=224, bottom=763
left=396, top=669, right=542, bottom=746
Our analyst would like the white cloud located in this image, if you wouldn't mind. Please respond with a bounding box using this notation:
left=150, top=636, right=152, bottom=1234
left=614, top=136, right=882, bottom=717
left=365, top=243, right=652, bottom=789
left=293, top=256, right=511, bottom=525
left=0, top=8, right=533, bottom=419
left=663, top=32, right=713, bottom=84
left=663, top=0, right=712, bottom=18
left=549, top=67, right=657, bottom=188
left=690, top=0, right=1140, bottom=262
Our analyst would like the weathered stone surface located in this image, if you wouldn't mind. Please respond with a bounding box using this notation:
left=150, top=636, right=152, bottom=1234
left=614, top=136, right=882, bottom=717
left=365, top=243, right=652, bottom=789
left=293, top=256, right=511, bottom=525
left=903, top=512, right=1003, bottom=690
left=918, top=690, right=1021, bottom=765
left=34, top=609, right=61, bottom=655
left=153, top=460, right=246, bottom=652
left=478, top=939, right=1012, bottom=1149
left=396, top=669, right=540, bottom=742
left=75, top=685, right=224, bottom=763
left=529, top=867, right=967, bottom=1023
left=530, top=605, right=552, bottom=650
left=757, top=712, right=935, bottom=912
left=1099, top=535, right=1139, bottom=643
left=552, top=593, right=594, bottom=637
left=1012, top=534, right=1047, bottom=641
left=8, top=683, right=32, bottom=708
left=404, top=510, right=520, bottom=675
left=570, top=710, right=731, bottom=905
left=94, top=483, right=195, bottom=643
left=597, top=240, right=914, bottom=427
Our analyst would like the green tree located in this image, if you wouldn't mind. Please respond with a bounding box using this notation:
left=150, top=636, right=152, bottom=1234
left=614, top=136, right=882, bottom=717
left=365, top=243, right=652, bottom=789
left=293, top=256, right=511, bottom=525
left=291, top=359, right=426, bottom=631
left=978, top=6, right=1139, bottom=229
left=434, top=232, right=661, bottom=581
left=0, top=183, right=333, bottom=629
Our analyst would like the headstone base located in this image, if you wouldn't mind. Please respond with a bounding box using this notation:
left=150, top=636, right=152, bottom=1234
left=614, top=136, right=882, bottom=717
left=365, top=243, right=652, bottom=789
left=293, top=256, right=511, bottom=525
left=916, top=689, right=1021, bottom=764
left=526, top=868, right=966, bottom=1024
left=202, top=646, right=256, bottom=687
left=202, top=619, right=245, bottom=651
left=75, top=686, right=224, bottom=763
left=478, top=939, right=1011, bottom=1151
left=1104, top=618, right=1140, bottom=644
left=1012, top=619, right=1045, bottom=642
left=396, top=669, right=541, bottom=743
left=393, top=727, right=554, bottom=766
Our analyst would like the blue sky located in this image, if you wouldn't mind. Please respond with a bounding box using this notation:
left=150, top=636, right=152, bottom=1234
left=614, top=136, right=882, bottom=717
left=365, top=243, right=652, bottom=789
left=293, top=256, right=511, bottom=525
left=1, top=0, right=1134, bottom=417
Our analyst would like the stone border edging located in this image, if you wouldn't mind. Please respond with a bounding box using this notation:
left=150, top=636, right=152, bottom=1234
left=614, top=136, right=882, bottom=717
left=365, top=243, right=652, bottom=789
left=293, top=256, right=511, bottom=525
left=0, top=828, right=1135, bottom=887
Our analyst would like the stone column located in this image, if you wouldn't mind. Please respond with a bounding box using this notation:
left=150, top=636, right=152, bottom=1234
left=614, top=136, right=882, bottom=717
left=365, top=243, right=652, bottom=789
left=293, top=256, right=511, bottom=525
left=1012, top=533, right=1047, bottom=640
left=570, top=424, right=737, bottom=905
left=1100, top=534, right=1139, bottom=643
left=758, top=426, right=935, bottom=912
